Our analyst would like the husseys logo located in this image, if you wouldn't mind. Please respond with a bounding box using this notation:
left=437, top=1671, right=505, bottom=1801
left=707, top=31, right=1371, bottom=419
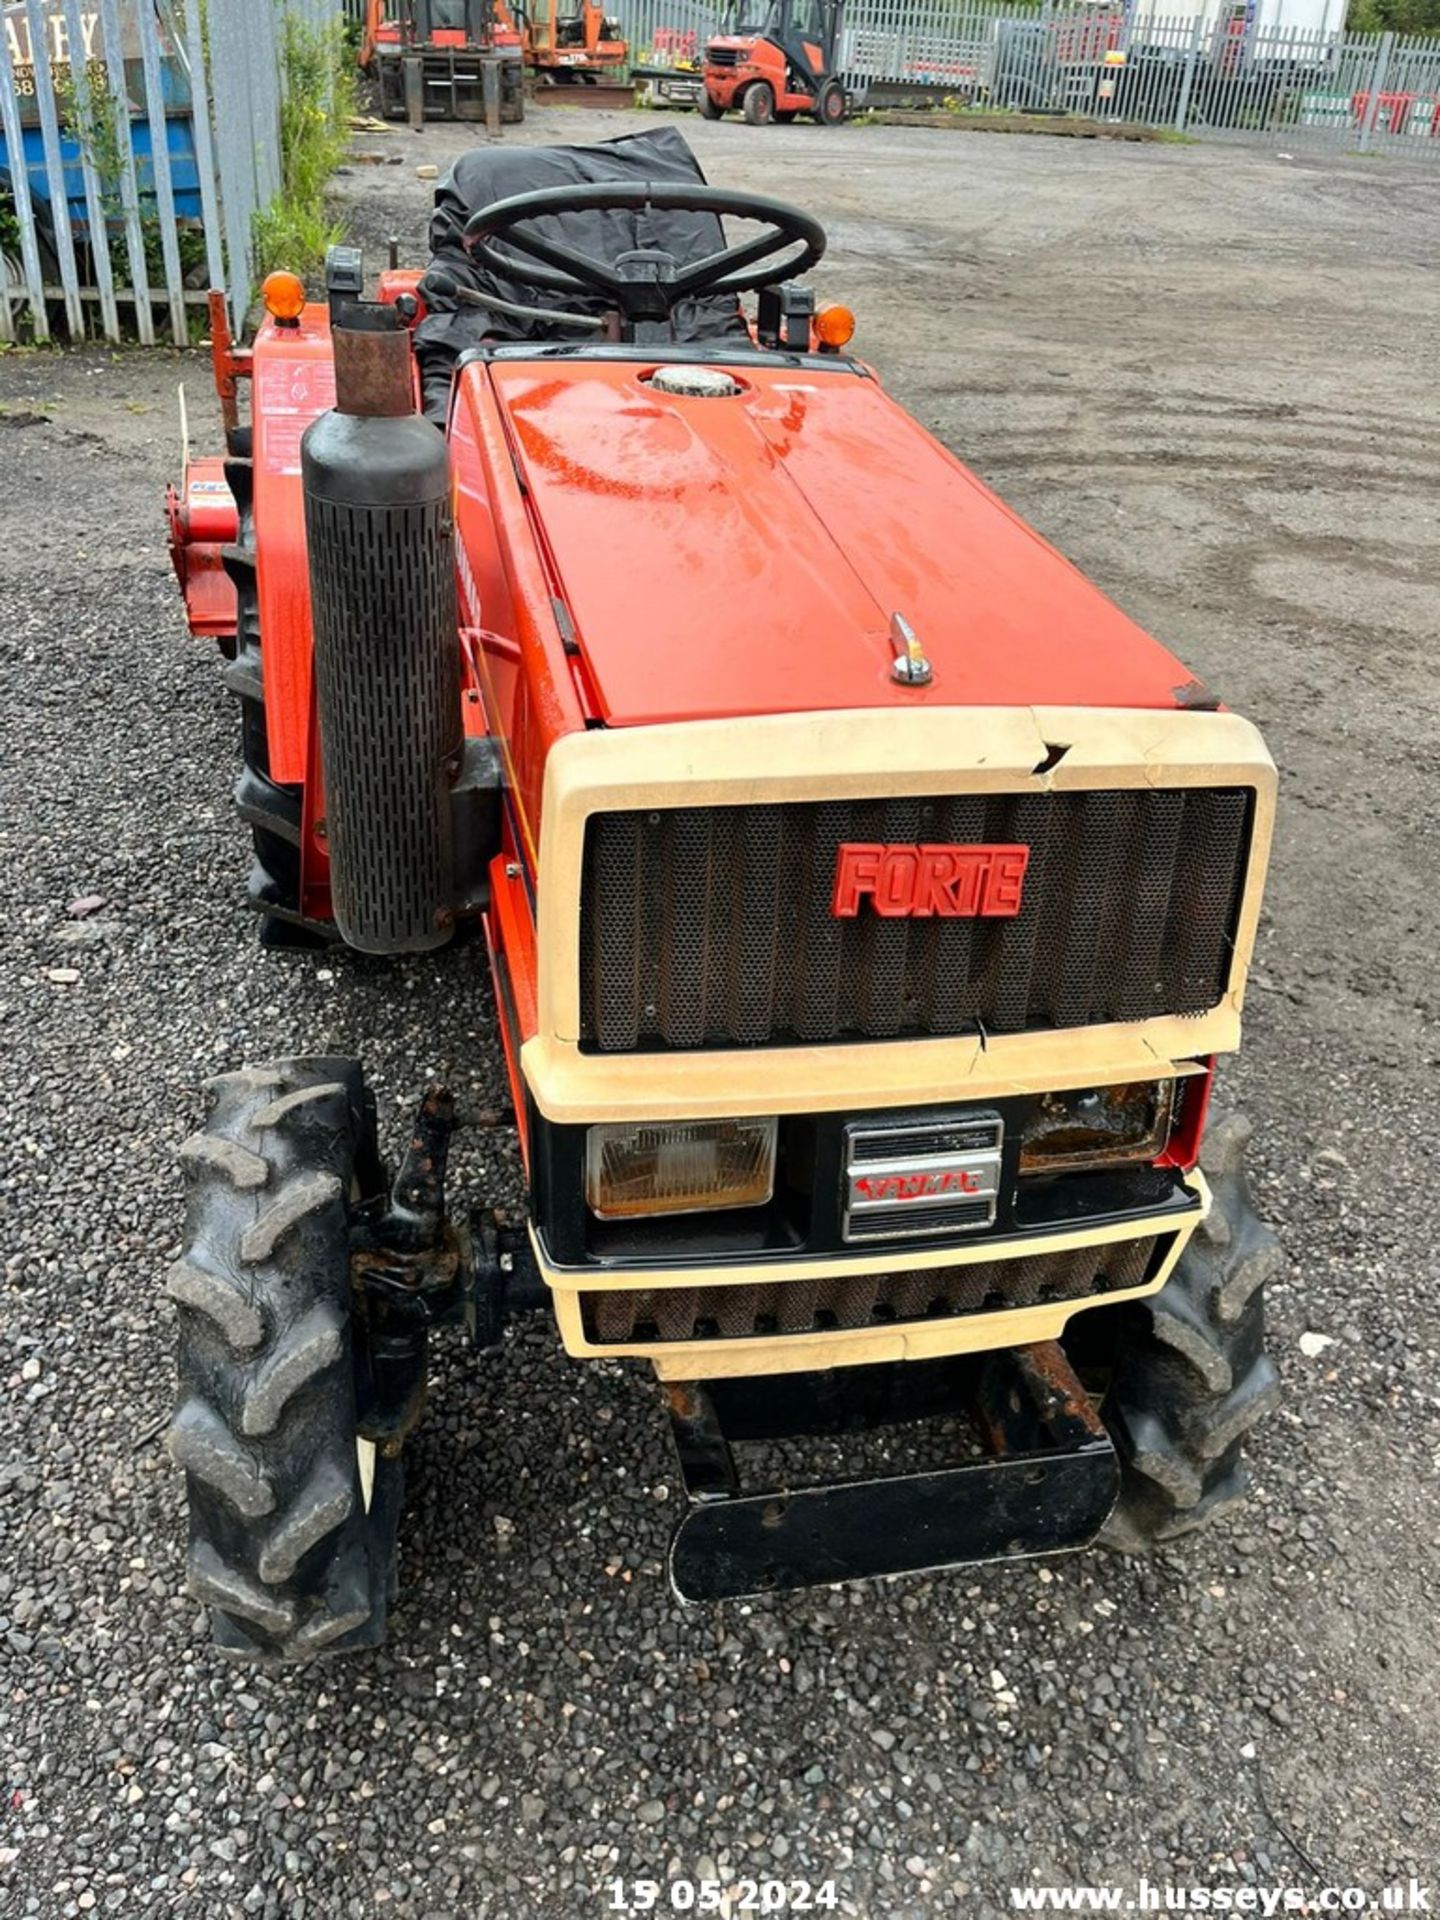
left=832, top=842, right=1030, bottom=920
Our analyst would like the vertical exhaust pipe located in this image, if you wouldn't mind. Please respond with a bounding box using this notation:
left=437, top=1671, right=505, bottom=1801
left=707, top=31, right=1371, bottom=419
left=301, top=308, right=461, bottom=954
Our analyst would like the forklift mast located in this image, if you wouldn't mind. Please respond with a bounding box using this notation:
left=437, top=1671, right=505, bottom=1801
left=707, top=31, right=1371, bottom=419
left=365, top=0, right=503, bottom=54
left=417, top=0, right=496, bottom=40
left=363, top=0, right=524, bottom=124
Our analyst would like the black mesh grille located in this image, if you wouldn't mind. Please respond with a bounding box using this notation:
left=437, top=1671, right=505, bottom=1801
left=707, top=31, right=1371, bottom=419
left=580, top=788, right=1251, bottom=1051
left=306, top=494, right=460, bottom=953
left=582, top=1234, right=1163, bottom=1344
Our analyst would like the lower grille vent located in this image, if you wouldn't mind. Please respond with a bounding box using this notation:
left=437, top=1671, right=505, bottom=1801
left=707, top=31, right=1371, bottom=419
left=582, top=1234, right=1163, bottom=1344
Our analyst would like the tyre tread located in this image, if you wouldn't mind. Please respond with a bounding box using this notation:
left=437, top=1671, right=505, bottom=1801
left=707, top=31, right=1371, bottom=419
left=169, top=1058, right=395, bottom=1662
left=1099, top=1107, right=1281, bottom=1552
left=164, top=1259, right=265, bottom=1352
left=167, top=1398, right=276, bottom=1518
left=238, top=1171, right=343, bottom=1264
left=178, top=1132, right=269, bottom=1191
left=240, top=1301, right=345, bottom=1437
left=257, top=1461, right=355, bottom=1585
left=250, top=1082, right=349, bottom=1131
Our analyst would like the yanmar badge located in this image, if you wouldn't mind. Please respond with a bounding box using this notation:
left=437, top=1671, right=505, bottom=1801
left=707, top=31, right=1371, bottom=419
left=832, top=842, right=1029, bottom=919
left=842, top=1115, right=1004, bottom=1242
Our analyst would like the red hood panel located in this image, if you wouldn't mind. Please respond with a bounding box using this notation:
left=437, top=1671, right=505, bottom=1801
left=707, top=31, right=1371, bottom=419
left=489, top=360, right=1197, bottom=727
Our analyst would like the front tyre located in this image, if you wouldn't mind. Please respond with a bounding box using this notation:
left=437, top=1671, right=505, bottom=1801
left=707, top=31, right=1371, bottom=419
left=743, top=80, right=776, bottom=125
left=698, top=87, right=723, bottom=119
left=1099, top=1110, right=1283, bottom=1551
left=814, top=78, right=847, bottom=124
left=167, top=1059, right=401, bottom=1661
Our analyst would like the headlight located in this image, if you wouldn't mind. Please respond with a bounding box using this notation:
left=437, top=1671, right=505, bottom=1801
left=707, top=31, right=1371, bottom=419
left=585, top=1118, right=778, bottom=1219
left=1019, top=1081, right=1175, bottom=1176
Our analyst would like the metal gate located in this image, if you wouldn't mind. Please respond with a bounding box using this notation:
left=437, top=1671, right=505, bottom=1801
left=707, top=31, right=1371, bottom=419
left=0, top=0, right=344, bottom=344
left=614, top=0, right=1440, bottom=164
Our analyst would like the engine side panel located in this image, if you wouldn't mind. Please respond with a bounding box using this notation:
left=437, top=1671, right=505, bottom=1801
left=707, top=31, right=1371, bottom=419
left=449, top=362, right=591, bottom=866
left=251, top=313, right=337, bottom=785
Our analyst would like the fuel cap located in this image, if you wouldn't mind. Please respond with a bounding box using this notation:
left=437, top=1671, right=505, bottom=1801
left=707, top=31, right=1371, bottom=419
left=645, top=366, right=744, bottom=398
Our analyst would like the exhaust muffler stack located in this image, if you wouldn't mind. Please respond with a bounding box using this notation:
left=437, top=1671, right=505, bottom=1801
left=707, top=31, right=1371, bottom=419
left=302, top=305, right=460, bottom=954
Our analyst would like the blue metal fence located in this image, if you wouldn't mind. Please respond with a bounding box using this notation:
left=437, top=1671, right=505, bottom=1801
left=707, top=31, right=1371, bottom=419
left=0, top=0, right=345, bottom=344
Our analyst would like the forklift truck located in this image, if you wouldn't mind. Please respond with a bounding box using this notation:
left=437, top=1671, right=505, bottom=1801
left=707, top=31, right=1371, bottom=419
left=701, top=0, right=846, bottom=124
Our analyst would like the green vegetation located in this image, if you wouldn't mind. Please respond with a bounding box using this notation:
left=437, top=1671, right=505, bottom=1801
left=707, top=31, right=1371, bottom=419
left=47, top=64, right=205, bottom=325
left=253, top=12, right=356, bottom=282
left=54, top=66, right=128, bottom=196
left=0, top=193, right=23, bottom=264
left=1348, top=0, right=1440, bottom=27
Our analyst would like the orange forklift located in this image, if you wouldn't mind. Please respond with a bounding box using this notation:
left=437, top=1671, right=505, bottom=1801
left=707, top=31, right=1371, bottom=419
left=701, top=0, right=846, bottom=125
left=501, top=0, right=629, bottom=88
left=362, top=0, right=525, bottom=124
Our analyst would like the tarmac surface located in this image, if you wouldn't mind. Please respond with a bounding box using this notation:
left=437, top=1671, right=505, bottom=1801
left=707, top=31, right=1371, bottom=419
left=1, top=105, right=1437, bottom=1917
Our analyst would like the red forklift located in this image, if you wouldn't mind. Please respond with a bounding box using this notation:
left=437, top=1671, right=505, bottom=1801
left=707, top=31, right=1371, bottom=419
left=362, top=0, right=525, bottom=125
left=701, top=0, right=847, bottom=125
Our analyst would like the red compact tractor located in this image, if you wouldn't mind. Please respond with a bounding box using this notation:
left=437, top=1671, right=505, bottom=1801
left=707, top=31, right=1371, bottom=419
left=700, top=0, right=847, bottom=126
left=165, top=131, right=1280, bottom=1661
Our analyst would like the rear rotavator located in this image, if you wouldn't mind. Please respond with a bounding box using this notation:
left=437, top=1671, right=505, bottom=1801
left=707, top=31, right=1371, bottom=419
left=164, top=154, right=1281, bottom=1662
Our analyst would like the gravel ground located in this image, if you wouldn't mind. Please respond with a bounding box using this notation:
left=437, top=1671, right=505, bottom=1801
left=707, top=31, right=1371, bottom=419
left=1, top=110, right=1438, bottom=1917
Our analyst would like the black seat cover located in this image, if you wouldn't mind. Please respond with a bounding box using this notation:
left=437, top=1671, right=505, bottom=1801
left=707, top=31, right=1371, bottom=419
left=414, top=127, right=749, bottom=415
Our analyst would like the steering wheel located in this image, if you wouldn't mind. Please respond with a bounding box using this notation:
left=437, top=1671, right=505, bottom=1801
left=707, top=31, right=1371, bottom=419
left=461, top=182, right=826, bottom=323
